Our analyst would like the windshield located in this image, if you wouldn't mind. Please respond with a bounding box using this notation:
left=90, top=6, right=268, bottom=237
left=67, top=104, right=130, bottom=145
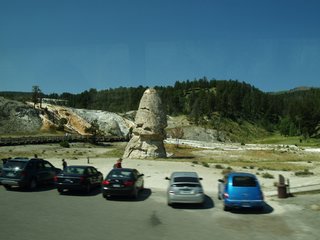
left=173, top=177, right=199, bottom=183
left=64, top=167, right=86, bottom=175
left=107, top=169, right=133, bottom=179
left=172, top=183, right=201, bottom=188
left=4, top=161, right=27, bottom=170
left=232, top=176, right=257, bottom=187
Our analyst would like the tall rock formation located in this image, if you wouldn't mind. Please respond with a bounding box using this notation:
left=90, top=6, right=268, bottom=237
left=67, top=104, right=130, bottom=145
left=123, top=88, right=167, bottom=159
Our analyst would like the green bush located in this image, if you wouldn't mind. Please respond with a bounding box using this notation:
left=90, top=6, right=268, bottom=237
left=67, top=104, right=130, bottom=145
left=262, top=172, right=274, bottom=179
left=295, top=169, right=314, bottom=176
left=59, top=140, right=70, bottom=148
left=222, top=168, right=233, bottom=175
left=202, top=162, right=210, bottom=168
left=215, top=164, right=224, bottom=169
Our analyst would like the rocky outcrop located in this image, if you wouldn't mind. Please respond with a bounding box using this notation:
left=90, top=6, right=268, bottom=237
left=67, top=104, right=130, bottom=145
left=0, top=97, right=42, bottom=134
left=73, top=108, right=133, bottom=138
left=123, top=88, right=167, bottom=159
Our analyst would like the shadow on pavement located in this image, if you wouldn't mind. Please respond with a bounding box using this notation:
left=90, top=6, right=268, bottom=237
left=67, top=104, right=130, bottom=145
left=170, top=195, right=215, bottom=210
left=228, top=201, right=274, bottom=214
left=57, top=185, right=102, bottom=197
left=104, top=188, right=152, bottom=202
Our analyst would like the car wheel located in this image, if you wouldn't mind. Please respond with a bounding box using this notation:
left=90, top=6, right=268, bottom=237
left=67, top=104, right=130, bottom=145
left=85, top=184, right=91, bottom=194
left=223, top=205, right=231, bottom=211
left=4, top=184, right=12, bottom=190
left=103, top=194, right=110, bottom=200
left=132, top=188, right=138, bottom=199
left=29, top=178, right=38, bottom=190
left=57, top=188, right=64, bottom=194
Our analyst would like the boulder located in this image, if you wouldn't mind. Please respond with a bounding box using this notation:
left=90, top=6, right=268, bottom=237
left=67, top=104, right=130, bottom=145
left=123, top=88, right=167, bottom=158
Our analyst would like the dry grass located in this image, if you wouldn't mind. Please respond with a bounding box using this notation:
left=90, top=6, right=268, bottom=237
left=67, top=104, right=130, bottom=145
left=1, top=142, right=319, bottom=174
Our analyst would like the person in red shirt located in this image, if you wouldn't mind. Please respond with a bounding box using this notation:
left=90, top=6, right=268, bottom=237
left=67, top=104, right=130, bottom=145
left=113, top=158, right=123, bottom=168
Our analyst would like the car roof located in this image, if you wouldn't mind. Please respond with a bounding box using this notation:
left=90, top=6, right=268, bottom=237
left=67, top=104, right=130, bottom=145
left=110, top=168, right=137, bottom=172
left=170, top=172, right=199, bottom=178
left=66, top=165, right=92, bottom=168
left=8, top=158, right=30, bottom=162
left=227, top=172, right=257, bottom=178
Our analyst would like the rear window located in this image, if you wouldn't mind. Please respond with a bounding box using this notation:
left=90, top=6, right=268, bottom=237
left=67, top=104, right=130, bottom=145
left=65, top=167, right=86, bottom=175
left=4, top=161, right=27, bottom=170
left=172, top=183, right=201, bottom=188
left=232, top=176, right=257, bottom=187
left=173, top=177, right=199, bottom=183
left=108, top=169, right=133, bottom=179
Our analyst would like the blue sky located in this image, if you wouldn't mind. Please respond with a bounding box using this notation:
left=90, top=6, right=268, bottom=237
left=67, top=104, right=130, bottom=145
left=1, top=0, right=320, bottom=94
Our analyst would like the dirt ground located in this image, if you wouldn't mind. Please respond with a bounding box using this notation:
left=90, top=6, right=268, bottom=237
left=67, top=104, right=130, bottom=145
left=1, top=141, right=320, bottom=197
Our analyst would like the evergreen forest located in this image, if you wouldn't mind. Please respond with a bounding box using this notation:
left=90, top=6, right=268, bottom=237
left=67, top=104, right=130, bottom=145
left=1, top=78, right=320, bottom=139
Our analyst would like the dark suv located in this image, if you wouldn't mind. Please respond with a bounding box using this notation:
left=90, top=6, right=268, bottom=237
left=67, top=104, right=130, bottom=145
left=0, top=158, right=62, bottom=190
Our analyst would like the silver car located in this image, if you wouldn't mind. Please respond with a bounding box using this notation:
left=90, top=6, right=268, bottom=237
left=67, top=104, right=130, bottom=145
left=165, top=171, right=205, bottom=206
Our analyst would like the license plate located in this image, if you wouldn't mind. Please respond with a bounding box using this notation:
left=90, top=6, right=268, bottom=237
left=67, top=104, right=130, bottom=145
left=64, top=179, right=73, bottom=183
left=113, top=184, right=121, bottom=187
left=180, top=190, right=191, bottom=194
left=242, top=203, right=250, bottom=207
left=7, top=173, right=15, bottom=177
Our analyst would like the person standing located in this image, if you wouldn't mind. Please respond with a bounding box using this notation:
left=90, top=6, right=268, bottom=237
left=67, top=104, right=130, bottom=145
left=62, top=159, right=67, bottom=170
left=113, top=158, right=123, bottom=168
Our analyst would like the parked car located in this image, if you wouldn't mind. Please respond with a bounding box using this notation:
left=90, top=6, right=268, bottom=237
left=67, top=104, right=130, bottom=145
left=54, top=165, right=103, bottom=194
left=101, top=168, right=144, bottom=199
left=0, top=157, right=62, bottom=190
left=218, top=172, right=264, bottom=211
left=165, top=171, right=205, bottom=206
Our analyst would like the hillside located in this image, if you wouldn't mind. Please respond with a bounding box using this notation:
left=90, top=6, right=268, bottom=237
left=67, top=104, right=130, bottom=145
left=0, top=97, right=134, bottom=139
left=0, top=97, right=42, bottom=135
left=0, top=96, right=271, bottom=144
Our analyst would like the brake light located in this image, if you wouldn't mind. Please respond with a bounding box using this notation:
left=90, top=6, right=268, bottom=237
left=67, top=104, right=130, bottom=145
left=124, top=180, right=134, bottom=187
left=54, top=176, right=58, bottom=182
left=80, top=176, right=85, bottom=182
left=223, top=193, right=229, bottom=199
left=102, top=180, right=110, bottom=185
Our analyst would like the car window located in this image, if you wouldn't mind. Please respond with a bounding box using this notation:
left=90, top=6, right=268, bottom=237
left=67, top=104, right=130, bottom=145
left=43, top=161, right=54, bottom=169
left=172, top=183, right=201, bottom=188
left=232, top=176, right=257, bottom=187
left=173, top=177, right=199, bottom=183
left=65, top=167, right=85, bottom=175
left=4, top=161, right=27, bottom=170
left=108, top=169, right=133, bottom=179
left=90, top=167, right=98, bottom=174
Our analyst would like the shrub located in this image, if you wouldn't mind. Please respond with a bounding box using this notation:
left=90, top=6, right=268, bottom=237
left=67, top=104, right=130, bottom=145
left=295, top=169, right=314, bottom=176
left=215, top=164, right=224, bottom=169
left=222, top=168, right=233, bottom=175
left=59, top=140, right=70, bottom=148
left=192, top=160, right=199, bottom=165
left=262, top=172, right=274, bottom=179
left=202, top=162, right=210, bottom=168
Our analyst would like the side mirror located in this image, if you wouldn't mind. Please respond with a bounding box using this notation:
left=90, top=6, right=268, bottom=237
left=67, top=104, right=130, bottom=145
left=218, top=179, right=224, bottom=183
left=199, top=177, right=203, bottom=180
left=165, top=177, right=170, bottom=180
left=139, top=174, right=144, bottom=177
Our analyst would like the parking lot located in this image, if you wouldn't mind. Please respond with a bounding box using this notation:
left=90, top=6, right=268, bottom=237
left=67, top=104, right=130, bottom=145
left=1, top=185, right=319, bottom=240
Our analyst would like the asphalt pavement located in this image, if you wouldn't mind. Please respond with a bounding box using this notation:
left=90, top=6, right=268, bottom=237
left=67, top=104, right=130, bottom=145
left=0, top=185, right=319, bottom=240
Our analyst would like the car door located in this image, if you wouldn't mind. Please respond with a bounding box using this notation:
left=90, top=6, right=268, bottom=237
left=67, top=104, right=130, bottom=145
left=134, top=170, right=143, bottom=189
left=42, top=161, right=56, bottom=182
left=35, top=161, right=47, bottom=183
left=90, top=167, right=102, bottom=185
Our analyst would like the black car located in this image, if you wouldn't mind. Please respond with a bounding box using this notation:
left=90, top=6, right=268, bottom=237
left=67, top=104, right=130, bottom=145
left=55, top=165, right=103, bottom=194
left=0, top=158, right=62, bottom=190
left=102, top=168, right=144, bottom=199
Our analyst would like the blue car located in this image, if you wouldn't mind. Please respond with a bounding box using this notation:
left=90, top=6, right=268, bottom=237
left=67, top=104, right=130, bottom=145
left=218, top=172, right=264, bottom=211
